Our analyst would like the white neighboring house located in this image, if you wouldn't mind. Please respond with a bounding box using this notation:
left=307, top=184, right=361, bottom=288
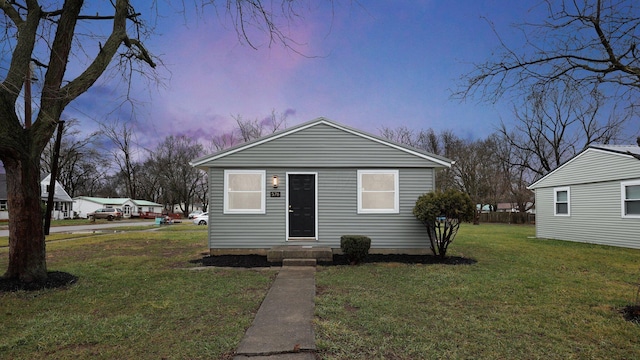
left=73, top=196, right=162, bottom=219
left=1, top=173, right=73, bottom=220
left=528, top=144, right=640, bottom=249
left=172, top=203, right=205, bottom=214
left=41, top=174, right=74, bottom=220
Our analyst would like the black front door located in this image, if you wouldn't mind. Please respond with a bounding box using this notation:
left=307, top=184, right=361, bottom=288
left=288, top=174, right=316, bottom=238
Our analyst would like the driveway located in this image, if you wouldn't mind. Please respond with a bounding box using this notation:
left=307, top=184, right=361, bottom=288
left=0, top=220, right=156, bottom=238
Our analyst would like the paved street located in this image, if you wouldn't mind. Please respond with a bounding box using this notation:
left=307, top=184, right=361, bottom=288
left=0, top=220, right=157, bottom=238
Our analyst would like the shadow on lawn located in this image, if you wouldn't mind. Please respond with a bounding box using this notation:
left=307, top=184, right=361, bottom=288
left=0, top=271, right=78, bottom=292
left=189, top=254, right=477, bottom=268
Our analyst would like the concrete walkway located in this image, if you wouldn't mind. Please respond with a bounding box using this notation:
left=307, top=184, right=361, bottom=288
left=234, top=266, right=316, bottom=360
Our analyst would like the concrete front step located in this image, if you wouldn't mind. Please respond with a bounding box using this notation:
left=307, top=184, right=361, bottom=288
left=267, top=246, right=333, bottom=263
left=283, top=258, right=317, bottom=267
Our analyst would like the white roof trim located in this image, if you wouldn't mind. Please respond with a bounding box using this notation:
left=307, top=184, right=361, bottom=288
left=190, top=118, right=452, bottom=168
left=527, top=147, right=637, bottom=189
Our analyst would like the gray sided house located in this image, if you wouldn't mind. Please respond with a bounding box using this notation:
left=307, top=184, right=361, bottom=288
left=191, top=118, right=452, bottom=254
left=528, top=145, right=640, bottom=249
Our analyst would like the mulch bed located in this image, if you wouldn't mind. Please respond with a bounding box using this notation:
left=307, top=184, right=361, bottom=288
left=190, top=253, right=477, bottom=268
left=0, top=271, right=78, bottom=292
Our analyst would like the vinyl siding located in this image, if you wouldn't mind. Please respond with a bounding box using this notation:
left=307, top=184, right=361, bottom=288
left=209, top=167, right=433, bottom=249
left=535, top=181, right=640, bottom=249
left=204, top=123, right=444, bottom=168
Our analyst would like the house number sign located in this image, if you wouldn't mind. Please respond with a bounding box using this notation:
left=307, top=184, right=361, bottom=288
left=270, top=191, right=281, bottom=197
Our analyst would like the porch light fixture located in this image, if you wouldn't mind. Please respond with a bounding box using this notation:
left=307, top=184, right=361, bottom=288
left=272, top=175, right=279, bottom=188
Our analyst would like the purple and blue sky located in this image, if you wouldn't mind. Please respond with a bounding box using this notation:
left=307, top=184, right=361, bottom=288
left=61, top=0, right=552, bottom=151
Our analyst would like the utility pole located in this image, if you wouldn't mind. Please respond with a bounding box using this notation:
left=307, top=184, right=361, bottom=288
left=44, top=121, right=65, bottom=235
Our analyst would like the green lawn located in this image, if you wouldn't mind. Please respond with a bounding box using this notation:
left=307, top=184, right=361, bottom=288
left=315, top=224, right=640, bottom=359
left=0, top=224, right=276, bottom=360
left=1, top=224, right=639, bottom=359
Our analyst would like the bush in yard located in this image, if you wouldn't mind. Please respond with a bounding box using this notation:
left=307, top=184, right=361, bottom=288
left=340, top=235, right=371, bottom=265
left=413, top=189, right=474, bottom=259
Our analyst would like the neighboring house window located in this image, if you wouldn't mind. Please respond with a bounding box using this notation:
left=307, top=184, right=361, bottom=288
left=554, top=187, right=570, bottom=216
left=0, top=200, right=7, bottom=211
left=357, top=170, right=399, bottom=214
left=224, top=170, right=266, bottom=214
left=621, top=180, right=640, bottom=218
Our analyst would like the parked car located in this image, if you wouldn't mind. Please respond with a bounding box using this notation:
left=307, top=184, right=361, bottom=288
left=188, top=210, right=203, bottom=219
left=192, top=212, right=208, bottom=225
left=88, top=208, right=123, bottom=221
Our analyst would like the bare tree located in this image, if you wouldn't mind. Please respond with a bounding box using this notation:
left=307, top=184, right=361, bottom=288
left=0, top=1, right=330, bottom=284
left=501, top=82, right=629, bottom=180
left=379, top=126, right=422, bottom=148
left=210, top=110, right=290, bottom=151
left=151, top=136, right=205, bottom=217
left=458, top=0, right=640, bottom=105
left=135, top=157, right=164, bottom=204
left=379, top=126, right=460, bottom=191
left=41, top=119, right=105, bottom=197
left=380, top=126, right=511, bottom=221
left=101, top=120, right=139, bottom=199
left=0, top=1, right=156, bottom=283
left=440, top=135, right=509, bottom=223
left=210, top=132, right=241, bottom=152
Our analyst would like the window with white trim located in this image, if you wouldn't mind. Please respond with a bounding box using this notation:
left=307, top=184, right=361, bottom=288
left=554, top=187, right=570, bottom=216
left=357, top=170, right=399, bottom=214
left=621, top=180, right=640, bottom=218
left=0, top=200, right=7, bottom=211
left=224, top=170, right=266, bottom=214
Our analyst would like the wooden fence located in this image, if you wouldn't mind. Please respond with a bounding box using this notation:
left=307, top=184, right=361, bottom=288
left=478, top=212, right=535, bottom=224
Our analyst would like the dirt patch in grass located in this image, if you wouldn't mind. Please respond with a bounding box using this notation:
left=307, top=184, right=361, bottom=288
left=190, top=253, right=476, bottom=268
left=0, top=271, right=78, bottom=292
left=621, top=305, right=640, bottom=324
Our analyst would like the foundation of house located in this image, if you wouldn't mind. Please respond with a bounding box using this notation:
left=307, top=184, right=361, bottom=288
left=267, top=245, right=333, bottom=263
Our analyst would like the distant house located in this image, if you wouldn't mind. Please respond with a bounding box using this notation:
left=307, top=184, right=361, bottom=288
left=495, top=202, right=535, bottom=213
left=528, top=144, right=640, bottom=249
left=172, top=203, right=205, bottom=214
left=191, top=117, right=452, bottom=254
left=1, top=173, right=73, bottom=220
left=73, top=196, right=162, bottom=219
left=41, top=174, right=74, bottom=220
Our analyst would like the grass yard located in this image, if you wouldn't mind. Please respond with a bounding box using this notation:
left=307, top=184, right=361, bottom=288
left=0, top=224, right=276, bottom=360
left=2, top=223, right=640, bottom=359
left=315, top=224, right=640, bottom=359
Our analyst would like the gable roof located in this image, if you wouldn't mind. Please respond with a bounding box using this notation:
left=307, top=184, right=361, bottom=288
left=73, top=196, right=162, bottom=207
left=132, top=199, right=163, bottom=207
left=74, top=196, right=131, bottom=206
left=2, top=173, right=73, bottom=203
left=590, top=144, right=640, bottom=158
left=190, top=117, right=452, bottom=168
left=528, top=144, right=640, bottom=189
left=41, top=174, right=73, bottom=202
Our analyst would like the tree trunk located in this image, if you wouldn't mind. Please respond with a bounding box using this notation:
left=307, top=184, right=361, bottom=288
left=2, top=156, right=47, bottom=282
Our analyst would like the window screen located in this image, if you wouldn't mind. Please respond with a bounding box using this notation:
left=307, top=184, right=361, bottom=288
left=224, top=170, right=265, bottom=213
left=623, top=182, right=640, bottom=217
left=358, top=170, right=398, bottom=213
left=554, top=187, right=570, bottom=216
